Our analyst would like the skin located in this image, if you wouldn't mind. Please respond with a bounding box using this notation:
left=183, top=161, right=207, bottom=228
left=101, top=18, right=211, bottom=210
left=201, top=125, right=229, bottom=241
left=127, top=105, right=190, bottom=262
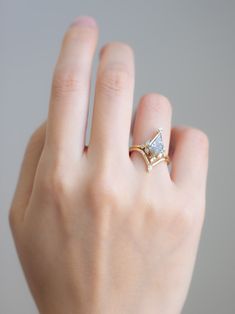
left=9, top=16, right=209, bottom=314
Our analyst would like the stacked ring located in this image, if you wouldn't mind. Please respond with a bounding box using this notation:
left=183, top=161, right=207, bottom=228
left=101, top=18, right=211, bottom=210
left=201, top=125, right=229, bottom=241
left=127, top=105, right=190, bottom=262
left=129, top=128, right=170, bottom=172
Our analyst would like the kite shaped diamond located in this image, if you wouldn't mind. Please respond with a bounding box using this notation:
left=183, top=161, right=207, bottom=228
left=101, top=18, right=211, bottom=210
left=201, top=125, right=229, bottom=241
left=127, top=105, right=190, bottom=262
left=145, top=129, right=165, bottom=157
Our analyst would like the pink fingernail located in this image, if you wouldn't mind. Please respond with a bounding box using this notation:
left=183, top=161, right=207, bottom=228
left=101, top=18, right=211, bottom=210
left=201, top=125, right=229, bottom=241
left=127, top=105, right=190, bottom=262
left=71, top=16, right=97, bottom=28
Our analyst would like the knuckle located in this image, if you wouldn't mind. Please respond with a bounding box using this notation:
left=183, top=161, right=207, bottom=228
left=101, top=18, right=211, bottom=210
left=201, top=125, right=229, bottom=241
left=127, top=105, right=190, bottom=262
left=143, top=200, right=159, bottom=226
left=50, top=173, right=68, bottom=199
left=40, top=165, right=71, bottom=206
left=35, top=161, right=78, bottom=235
left=170, top=192, right=205, bottom=233
left=98, top=64, right=132, bottom=95
left=87, top=173, right=120, bottom=211
left=148, top=187, right=195, bottom=233
left=140, top=93, right=172, bottom=115
left=172, top=206, right=194, bottom=232
left=52, top=68, right=86, bottom=98
left=156, top=197, right=194, bottom=235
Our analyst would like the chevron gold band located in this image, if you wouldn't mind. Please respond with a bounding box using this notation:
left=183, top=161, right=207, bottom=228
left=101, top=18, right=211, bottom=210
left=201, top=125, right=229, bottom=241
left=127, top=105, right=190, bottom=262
left=129, top=128, right=170, bottom=172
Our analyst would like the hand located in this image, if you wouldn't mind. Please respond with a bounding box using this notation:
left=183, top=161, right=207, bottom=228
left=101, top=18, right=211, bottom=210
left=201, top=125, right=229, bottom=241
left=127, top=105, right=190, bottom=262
left=9, top=16, right=209, bottom=314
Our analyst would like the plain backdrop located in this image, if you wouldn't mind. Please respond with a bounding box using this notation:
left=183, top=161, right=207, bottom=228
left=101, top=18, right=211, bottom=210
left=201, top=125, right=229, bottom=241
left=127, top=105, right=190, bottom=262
left=1, top=0, right=235, bottom=313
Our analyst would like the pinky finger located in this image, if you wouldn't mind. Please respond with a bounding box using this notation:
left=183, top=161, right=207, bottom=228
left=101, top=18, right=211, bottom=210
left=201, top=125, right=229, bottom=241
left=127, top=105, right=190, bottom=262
left=170, top=127, right=209, bottom=193
left=9, top=122, right=46, bottom=228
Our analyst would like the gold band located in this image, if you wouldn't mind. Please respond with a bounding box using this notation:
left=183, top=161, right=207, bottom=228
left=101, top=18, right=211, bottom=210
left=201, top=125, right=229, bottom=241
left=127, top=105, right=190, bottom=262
left=129, top=129, right=170, bottom=172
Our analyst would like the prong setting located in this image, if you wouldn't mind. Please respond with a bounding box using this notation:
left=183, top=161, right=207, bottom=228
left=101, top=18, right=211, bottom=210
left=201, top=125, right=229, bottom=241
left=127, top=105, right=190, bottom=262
left=129, top=128, right=170, bottom=172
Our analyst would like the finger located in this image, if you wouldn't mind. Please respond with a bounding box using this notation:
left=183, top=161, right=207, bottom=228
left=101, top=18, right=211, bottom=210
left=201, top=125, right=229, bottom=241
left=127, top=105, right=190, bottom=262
left=170, top=127, right=209, bottom=191
left=46, top=16, right=98, bottom=160
left=88, top=42, right=135, bottom=159
left=9, top=122, right=46, bottom=226
left=131, top=93, right=172, bottom=178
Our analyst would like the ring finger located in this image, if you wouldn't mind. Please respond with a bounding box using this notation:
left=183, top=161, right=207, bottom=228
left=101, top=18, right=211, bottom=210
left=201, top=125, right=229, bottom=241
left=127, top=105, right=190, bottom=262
left=131, top=93, right=172, bottom=180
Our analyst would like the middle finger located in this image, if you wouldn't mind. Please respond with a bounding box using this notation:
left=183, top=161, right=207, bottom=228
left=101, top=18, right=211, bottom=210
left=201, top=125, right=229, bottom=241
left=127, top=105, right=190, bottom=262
left=88, top=42, right=135, bottom=160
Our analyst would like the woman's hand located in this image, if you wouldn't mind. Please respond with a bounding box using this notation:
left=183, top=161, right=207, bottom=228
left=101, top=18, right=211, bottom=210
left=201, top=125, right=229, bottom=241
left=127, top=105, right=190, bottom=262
left=9, top=16, right=209, bottom=314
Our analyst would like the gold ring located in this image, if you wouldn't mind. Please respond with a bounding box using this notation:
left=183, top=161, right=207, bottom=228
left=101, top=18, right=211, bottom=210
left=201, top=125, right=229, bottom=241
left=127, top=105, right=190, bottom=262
left=129, top=128, right=170, bottom=172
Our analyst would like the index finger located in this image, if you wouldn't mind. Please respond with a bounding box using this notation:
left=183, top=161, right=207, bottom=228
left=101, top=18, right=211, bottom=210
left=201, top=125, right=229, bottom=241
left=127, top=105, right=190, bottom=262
left=46, top=16, right=98, bottom=161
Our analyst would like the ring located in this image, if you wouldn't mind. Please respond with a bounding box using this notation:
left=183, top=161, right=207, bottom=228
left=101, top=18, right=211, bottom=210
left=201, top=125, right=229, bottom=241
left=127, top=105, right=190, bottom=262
left=129, top=128, right=170, bottom=172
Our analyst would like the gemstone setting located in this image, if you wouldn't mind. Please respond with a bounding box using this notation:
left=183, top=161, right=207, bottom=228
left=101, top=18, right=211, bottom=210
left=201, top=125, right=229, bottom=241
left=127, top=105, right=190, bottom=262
left=145, top=130, right=165, bottom=157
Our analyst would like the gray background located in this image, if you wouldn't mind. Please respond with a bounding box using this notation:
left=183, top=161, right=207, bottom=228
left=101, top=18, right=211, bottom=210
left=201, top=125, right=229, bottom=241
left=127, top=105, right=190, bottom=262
left=1, top=0, right=234, bottom=313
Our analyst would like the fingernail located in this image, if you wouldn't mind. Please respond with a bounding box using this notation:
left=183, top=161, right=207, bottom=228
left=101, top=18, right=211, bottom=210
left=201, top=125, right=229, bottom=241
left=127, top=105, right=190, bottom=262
left=71, top=16, right=97, bottom=28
